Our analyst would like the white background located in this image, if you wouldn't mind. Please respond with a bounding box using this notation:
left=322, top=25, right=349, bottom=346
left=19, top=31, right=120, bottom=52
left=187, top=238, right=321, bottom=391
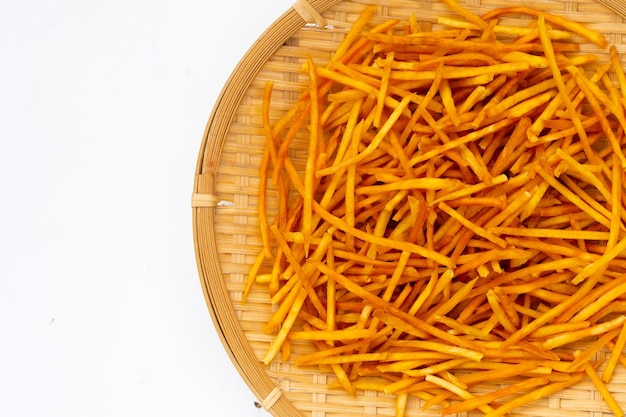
left=0, top=0, right=296, bottom=415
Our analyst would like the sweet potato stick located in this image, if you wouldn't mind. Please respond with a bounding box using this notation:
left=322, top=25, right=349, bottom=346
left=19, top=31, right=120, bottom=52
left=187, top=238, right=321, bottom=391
left=571, top=278, right=626, bottom=322
left=357, top=178, right=460, bottom=194
left=489, top=226, right=609, bottom=240
left=609, top=153, right=624, bottom=249
left=584, top=362, right=625, bottom=417
left=483, top=372, right=586, bottom=417
left=243, top=250, right=267, bottom=303
left=358, top=60, right=531, bottom=80
left=258, top=82, right=275, bottom=259
left=487, top=78, right=557, bottom=117
left=381, top=336, right=484, bottom=362
left=396, top=390, right=408, bottom=417
left=375, top=51, right=394, bottom=128
left=289, top=328, right=376, bottom=341
left=302, top=56, right=321, bottom=255
left=434, top=314, right=497, bottom=340
left=603, top=323, right=626, bottom=383
left=571, top=234, right=626, bottom=285
left=610, top=45, right=626, bottom=102
left=536, top=16, right=594, bottom=162
left=542, top=315, right=626, bottom=350
left=408, top=118, right=516, bottom=166
left=567, top=327, right=621, bottom=372
left=262, top=287, right=307, bottom=365
left=441, top=0, right=489, bottom=30
left=313, top=260, right=484, bottom=353
left=425, top=374, right=495, bottom=414
left=423, top=277, right=479, bottom=324
left=438, top=16, right=572, bottom=39
left=480, top=7, right=608, bottom=47
left=332, top=5, right=378, bottom=61
left=312, top=201, right=453, bottom=267
left=270, top=225, right=326, bottom=319
left=404, top=357, right=471, bottom=377
left=265, top=282, right=306, bottom=334
left=438, top=202, right=507, bottom=248
left=571, top=68, right=626, bottom=168
left=555, top=148, right=612, bottom=202
left=442, top=377, right=549, bottom=415
left=533, top=164, right=611, bottom=230
left=502, top=272, right=601, bottom=348
left=316, top=94, right=413, bottom=177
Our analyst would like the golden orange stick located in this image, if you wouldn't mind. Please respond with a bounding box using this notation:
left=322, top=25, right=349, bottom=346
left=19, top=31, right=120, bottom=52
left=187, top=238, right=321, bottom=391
left=242, top=250, right=267, bottom=303
left=607, top=340, right=626, bottom=369
left=326, top=244, right=336, bottom=338
left=566, top=327, right=621, bottom=372
left=270, top=225, right=326, bottom=319
left=538, top=15, right=600, bottom=168
left=442, top=377, right=549, bottom=415
left=571, top=64, right=626, bottom=124
left=488, top=78, right=557, bottom=117
left=584, top=362, right=625, bottom=417
left=396, top=390, right=408, bottom=417
left=501, top=271, right=601, bottom=348
left=481, top=7, right=607, bottom=47
left=559, top=174, right=612, bottom=223
left=312, top=201, right=453, bottom=267
left=289, top=328, right=376, bottom=341
left=555, top=148, right=612, bottom=202
left=441, top=0, right=489, bottom=30
left=533, top=164, right=611, bottom=230
left=313, top=260, right=486, bottom=354
left=374, top=51, right=394, bottom=128
left=570, top=276, right=626, bottom=323
left=403, top=357, right=471, bottom=377
left=603, top=323, right=626, bottom=383
left=360, top=60, right=531, bottom=80
left=543, top=315, right=626, bottom=350
left=295, top=327, right=393, bottom=366
left=483, top=372, right=586, bottom=417
left=610, top=45, right=626, bottom=102
left=316, top=94, right=413, bottom=177
left=423, top=277, right=479, bottom=324
left=426, top=374, right=495, bottom=414
left=489, top=226, right=608, bottom=241
left=409, top=118, right=516, bottom=166
left=302, top=56, right=321, bottom=255
left=571, top=68, right=626, bottom=168
left=258, top=82, right=276, bottom=259
left=571, top=235, right=626, bottom=285
left=265, top=283, right=306, bottom=334
left=262, top=287, right=307, bottom=365
left=438, top=16, right=573, bottom=39
left=438, top=202, right=507, bottom=248
left=529, top=321, right=590, bottom=339
left=434, top=314, right=497, bottom=340
left=274, top=104, right=309, bottom=185
left=440, top=78, right=461, bottom=126
left=332, top=5, right=378, bottom=61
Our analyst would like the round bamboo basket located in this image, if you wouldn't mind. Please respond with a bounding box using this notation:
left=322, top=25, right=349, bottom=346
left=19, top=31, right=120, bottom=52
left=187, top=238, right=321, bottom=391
left=193, top=1, right=626, bottom=415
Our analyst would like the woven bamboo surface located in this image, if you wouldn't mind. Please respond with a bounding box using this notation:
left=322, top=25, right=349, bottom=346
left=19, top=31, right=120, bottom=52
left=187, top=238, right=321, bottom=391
left=193, top=0, right=626, bottom=416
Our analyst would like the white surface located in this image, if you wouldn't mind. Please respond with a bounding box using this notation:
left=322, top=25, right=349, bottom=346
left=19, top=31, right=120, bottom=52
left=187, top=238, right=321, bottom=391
left=0, top=0, right=296, bottom=416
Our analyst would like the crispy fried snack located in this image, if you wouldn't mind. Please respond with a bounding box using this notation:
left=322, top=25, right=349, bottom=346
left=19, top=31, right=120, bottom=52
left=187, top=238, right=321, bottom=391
left=248, top=2, right=626, bottom=416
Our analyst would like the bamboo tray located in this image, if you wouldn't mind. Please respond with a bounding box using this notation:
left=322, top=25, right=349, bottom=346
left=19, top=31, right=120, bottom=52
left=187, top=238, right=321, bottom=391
left=193, top=1, right=626, bottom=416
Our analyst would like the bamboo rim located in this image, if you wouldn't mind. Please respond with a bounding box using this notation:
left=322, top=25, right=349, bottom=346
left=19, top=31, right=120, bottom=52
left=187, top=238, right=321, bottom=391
left=193, top=1, right=626, bottom=416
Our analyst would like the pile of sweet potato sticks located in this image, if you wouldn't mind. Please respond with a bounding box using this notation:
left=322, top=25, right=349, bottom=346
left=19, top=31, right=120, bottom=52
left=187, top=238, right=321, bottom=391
left=246, top=1, right=626, bottom=415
